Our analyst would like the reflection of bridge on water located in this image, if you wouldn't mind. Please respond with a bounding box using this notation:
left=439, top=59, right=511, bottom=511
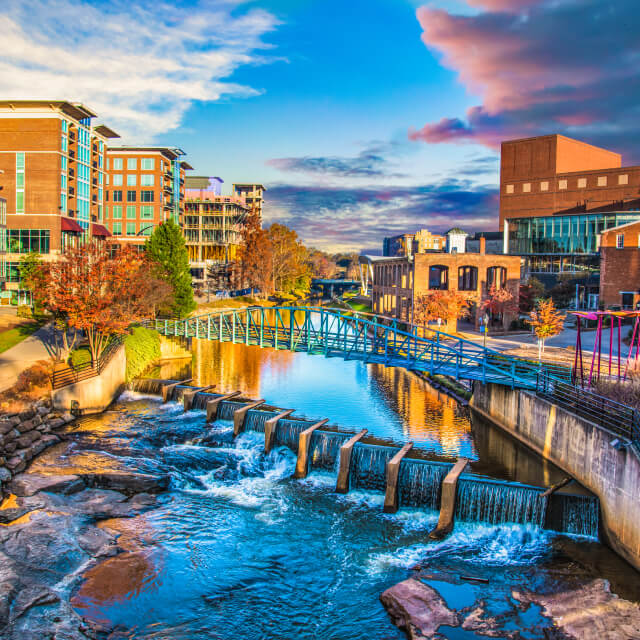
left=149, top=306, right=571, bottom=390
left=310, top=278, right=360, bottom=298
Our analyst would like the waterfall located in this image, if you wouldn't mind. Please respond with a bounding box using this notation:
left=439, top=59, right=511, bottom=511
left=349, top=444, right=397, bottom=492
left=244, top=409, right=278, bottom=433
left=127, top=378, right=173, bottom=394
left=169, top=385, right=191, bottom=403
left=545, top=493, right=599, bottom=538
left=191, top=392, right=218, bottom=411
left=274, top=418, right=310, bottom=453
left=309, top=431, right=350, bottom=471
left=398, top=459, right=451, bottom=510
left=217, top=401, right=247, bottom=421
left=455, top=477, right=548, bottom=527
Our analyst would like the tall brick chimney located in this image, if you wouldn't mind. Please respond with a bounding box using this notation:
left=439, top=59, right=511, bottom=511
left=479, top=235, right=486, bottom=255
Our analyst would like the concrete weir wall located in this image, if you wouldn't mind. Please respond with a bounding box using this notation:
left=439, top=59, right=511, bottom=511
left=52, top=345, right=127, bottom=414
left=471, top=383, right=640, bottom=572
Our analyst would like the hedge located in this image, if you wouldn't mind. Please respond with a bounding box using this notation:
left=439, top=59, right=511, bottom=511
left=69, top=347, right=92, bottom=369
left=124, top=327, right=161, bottom=381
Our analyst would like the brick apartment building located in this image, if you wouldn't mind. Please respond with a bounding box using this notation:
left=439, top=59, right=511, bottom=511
left=501, top=134, right=640, bottom=288
left=104, top=147, right=192, bottom=250
left=0, top=101, right=118, bottom=290
left=371, top=236, right=520, bottom=332
left=599, top=221, right=640, bottom=309
left=0, top=172, right=6, bottom=292
left=383, top=228, right=446, bottom=257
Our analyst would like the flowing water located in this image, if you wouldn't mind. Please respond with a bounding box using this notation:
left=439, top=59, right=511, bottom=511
left=62, top=337, right=640, bottom=638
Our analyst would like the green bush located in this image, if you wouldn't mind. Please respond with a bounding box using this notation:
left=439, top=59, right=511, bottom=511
left=124, top=326, right=161, bottom=381
left=69, top=347, right=92, bottom=369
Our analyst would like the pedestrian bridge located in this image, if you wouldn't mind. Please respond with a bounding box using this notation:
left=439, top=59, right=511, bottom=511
left=148, top=306, right=570, bottom=390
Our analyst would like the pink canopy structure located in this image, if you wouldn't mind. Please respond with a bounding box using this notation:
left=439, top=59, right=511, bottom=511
left=571, top=310, right=640, bottom=387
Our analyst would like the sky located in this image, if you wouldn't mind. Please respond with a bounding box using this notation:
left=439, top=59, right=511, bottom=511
left=2, top=0, right=639, bottom=253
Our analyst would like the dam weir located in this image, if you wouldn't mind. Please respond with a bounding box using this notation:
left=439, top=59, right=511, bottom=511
left=131, top=379, right=600, bottom=539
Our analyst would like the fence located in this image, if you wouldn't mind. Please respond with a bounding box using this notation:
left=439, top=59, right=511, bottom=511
left=536, top=372, right=640, bottom=447
left=52, top=337, right=123, bottom=390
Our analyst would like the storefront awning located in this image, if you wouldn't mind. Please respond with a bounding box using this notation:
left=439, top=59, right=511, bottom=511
left=91, top=223, right=111, bottom=237
left=61, top=217, right=84, bottom=233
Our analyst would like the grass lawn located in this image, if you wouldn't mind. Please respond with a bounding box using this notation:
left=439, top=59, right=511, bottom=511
left=345, top=301, right=372, bottom=313
left=0, top=321, right=43, bottom=354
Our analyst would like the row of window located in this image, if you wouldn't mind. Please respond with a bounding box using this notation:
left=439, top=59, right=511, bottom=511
left=108, top=190, right=155, bottom=203
left=110, top=174, right=155, bottom=187
left=108, top=158, right=156, bottom=171
left=615, top=233, right=640, bottom=249
left=505, top=173, right=630, bottom=194
left=428, top=265, right=507, bottom=292
left=109, top=221, right=154, bottom=236
left=107, top=205, right=155, bottom=219
left=7, top=229, right=50, bottom=255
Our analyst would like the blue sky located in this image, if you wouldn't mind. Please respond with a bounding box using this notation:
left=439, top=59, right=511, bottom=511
left=2, top=0, right=639, bottom=252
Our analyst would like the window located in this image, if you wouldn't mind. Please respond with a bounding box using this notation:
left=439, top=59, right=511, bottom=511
left=126, top=205, right=136, bottom=219
left=127, top=174, right=137, bottom=186
left=558, top=179, right=568, bottom=190
left=141, top=158, right=154, bottom=170
left=140, top=174, right=154, bottom=187
left=61, top=136, right=67, bottom=152
left=505, top=184, right=514, bottom=194
left=16, top=152, right=25, bottom=214
left=61, top=156, right=67, bottom=171
left=127, top=190, right=136, bottom=202
left=127, top=158, right=137, bottom=170
left=428, top=265, right=449, bottom=290
left=16, top=153, right=25, bottom=171
left=522, top=183, right=531, bottom=193
left=619, top=174, right=629, bottom=185
left=60, top=193, right=67, bottom=213
left=112, top=158, right=123, bottom=170
left=486, top=266, right=507, bottom=290
left=540, top=181, right=549, bottom=191
left=61, top=120, right=68, bottom=133
left=577, top=178, right=587, bottom=188
left=126, top=222, right=136, bottom=235
left=16, top=173, right=24, bottom=189
left=112, top=205, right=122, bottom=219
left=112, top=222, right=122, bottom=235
left=458, top=266, right=478, bottom=291
left=140, top=224, right=154, bottom=236
left=112, top=174, right=123, bottom=186
left=616, top=234, right=624, bottom=249
left=597, top=176, right=607, bottom=187
left=140, top=190, right=154, bottom=202
left=140, top=205, right=154, bottom=219
left=15, top=192, right=24, bottom=214
left=113, top=190, right=123, bottom=203
left=7, top=229, right=50, bottom=254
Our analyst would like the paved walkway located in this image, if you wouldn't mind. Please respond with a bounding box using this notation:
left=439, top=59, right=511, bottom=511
left=0, top=324, right=61, bottom=393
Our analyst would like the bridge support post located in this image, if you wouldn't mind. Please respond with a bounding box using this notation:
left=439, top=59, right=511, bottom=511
left=183, top=385, right=215, bottom=411
left=429, top=458, right=469, bottom=540
left=264, top=409, right=295, bottom=453
left=383, top=442, right=413, bottom=513
left=293, top=419, right=329, bottom=479
left=206, top=391, right=242, bottom=422
left=233, top=399, right=265, bottom=437
left=335, top=429, right=368, bottom=493
left=161, top=378, right=192, bottom=403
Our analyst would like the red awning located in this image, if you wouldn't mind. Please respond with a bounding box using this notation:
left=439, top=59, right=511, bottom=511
left=91, top=223, right=111, bottom=237
left=61, top=217, right=84, bottom=233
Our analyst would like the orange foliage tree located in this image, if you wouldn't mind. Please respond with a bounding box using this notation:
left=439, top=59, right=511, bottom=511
left=414, top=290, right=470, bottom=334
left=236, top=213, right=274, bottom=296
left=529, top=298, right=566, bottom=358
left=32, top=243, right=172, bottom=363
left=482, top=285, right=518, bottom=330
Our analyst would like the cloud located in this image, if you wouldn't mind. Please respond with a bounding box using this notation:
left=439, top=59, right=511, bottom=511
left=264, top=181, right=498, bottom=253
left=411, top=0, right=640, bottom=157
left=0, top=0, right=279, bottom=140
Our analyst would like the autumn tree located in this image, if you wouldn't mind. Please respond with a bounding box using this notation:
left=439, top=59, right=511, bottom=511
left=482, top=285, right=518, bottom=330
left=529, top=298, right=566, bottom=359
left=268, top=223, right=311, bottom=294
left=519, top=277, right=545, bottom=313
left=308, top=249, right=337, bottom=279
left=32, top=243, right=172, bottom=363
left=236, top=212, right=274, bottom=296
left=145, top=219, right=195, bottom=318
left=414, top=290, right=470, bottom=335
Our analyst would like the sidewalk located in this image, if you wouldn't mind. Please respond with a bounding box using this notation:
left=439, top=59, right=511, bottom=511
left=0, top=323, right=59, bottom=393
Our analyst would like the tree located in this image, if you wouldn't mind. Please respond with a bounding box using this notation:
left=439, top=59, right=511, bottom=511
left=236, top=212, right=274, bottom=296
left=529, top=298, right=566, bottom=359
left=519, top=277, right=545, bottom=313
left=18, top=252, right=42, bottom=289
left=268, top=223, right=311, bottom=294
left=308, top=249, right=337, bottom=279
left=145, top=219, right=195, bottom=318
left=482, top=285, right=518, bottom=330
left=32, top=243, right=172, bottom=363
left=414, top=290, right=470, bottom=334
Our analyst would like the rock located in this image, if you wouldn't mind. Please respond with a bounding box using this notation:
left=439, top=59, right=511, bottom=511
left=77, top=526, right=118, bottom=558
left=16, top=419, right=37, bottom=433
left=17, top=432, right=40, bottom=449
left=36, top=406, right=49, bottom=417
left=9, top=473, right=85, bottom=497
left=380, top=579, right=459, bottom=639
left=71, top=488, right=129, bottom=519
left=18, top=408, right=35, bottom=421
left=4, top=429, right=19, bottom=442
left=0, top=507, right=32, bottom=525
left=81, top=471, right=169, bottom=496
left=61, top=412, right=75, bottom=424
left=513, top=579, right=640, bottom=640
left=6, top=458, right=25, bottom=474
left=0, top=419, right=19, bottom=435
left=0, top=467, right=11, bottom=483
left=46, top=418, right=65, bottom=430
left=4, top=442, right=17, bottom=454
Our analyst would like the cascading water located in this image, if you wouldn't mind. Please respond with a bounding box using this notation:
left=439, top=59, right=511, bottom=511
left=217, top=400, right=247, bottom=421
left=398, top=459, right=451, bottom=509
left=455, top=477, right=548, bottom=527
left=349, top=444, right=397, bottom=492
left=127, top=378, right=171, bottom=394
left=244, top=409, right=278, bottom=433
left=191, top=391, right=219, bottom=411
left=274, top=418, right=309, bottom=452
left=546, top=493, right=599, bottom=538
left=308, top=430, right=350, bottom=471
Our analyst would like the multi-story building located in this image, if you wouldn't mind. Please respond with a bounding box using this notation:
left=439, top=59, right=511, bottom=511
left=0, top=100, right=118, bottom=289
left=183, top=187, right=250, bottom=290
left=232, top=183, right=265, bottom=220
left=599, top=221, right=640, bottom=309
left=0, top=171, right=6, bottom=292
left=105, top=147, right=192, bottom=249
left=500, top=134, right=640, bottom=286
left=383, top=228, right=446, bottom=257
left=185, top=175, right=223, bottom=197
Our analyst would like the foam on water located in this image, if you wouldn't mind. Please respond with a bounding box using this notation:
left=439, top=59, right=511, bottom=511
left=118, top=390, right=163, bottom=402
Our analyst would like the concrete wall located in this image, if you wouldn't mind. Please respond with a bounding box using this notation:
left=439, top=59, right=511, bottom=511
left=52, top=344, right=126, bottom=414
left=159, top=335, right=191, bottom=360
left=471, top=383, right=640, bottom=572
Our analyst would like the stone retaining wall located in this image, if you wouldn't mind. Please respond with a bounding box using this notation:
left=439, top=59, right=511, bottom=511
left=0, top=400, right=74, bottom=495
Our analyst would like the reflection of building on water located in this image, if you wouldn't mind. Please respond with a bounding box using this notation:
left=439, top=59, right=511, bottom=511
left=368, top=363, right=473, bottom=458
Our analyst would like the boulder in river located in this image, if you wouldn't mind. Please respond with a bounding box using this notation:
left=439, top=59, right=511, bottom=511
left=80, top=471, right=169, bottom=496
left=9, top=473, right=85, bottom=497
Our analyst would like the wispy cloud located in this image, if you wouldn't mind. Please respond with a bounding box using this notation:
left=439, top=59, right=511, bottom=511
left=0, top=0, right=279, bottom=139
left=410, top=0, right=640, bottom=157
